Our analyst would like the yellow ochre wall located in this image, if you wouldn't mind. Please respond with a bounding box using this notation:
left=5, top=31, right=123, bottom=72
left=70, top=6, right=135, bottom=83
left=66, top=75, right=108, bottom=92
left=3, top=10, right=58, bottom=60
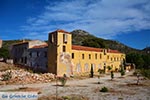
left=71, top=50, right=125, bottom=75
left=48, top=30, right=72, bottom=76
left=57, top=32, right=72, bottom=76
left=48, top=30, right=125, bottom=76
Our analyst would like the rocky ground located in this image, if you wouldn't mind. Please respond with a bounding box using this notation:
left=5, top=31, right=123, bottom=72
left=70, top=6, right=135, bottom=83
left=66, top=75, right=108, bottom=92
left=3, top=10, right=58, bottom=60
left=37, top=72, right=150, bottom=100
left=0, top=62, right=150, bottom=100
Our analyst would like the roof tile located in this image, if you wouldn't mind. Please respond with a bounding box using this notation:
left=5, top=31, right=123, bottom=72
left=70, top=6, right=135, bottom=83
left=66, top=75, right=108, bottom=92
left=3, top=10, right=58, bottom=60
left=72, top=45, right=103, bottom=52
left=32, top=44, right=48, bottom=49
left=72, top=45, right=121, bottom=53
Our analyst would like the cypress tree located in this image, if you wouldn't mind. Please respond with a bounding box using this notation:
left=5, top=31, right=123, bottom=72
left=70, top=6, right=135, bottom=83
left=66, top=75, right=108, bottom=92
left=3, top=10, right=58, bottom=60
left=90, top=65, right=94, bottom=78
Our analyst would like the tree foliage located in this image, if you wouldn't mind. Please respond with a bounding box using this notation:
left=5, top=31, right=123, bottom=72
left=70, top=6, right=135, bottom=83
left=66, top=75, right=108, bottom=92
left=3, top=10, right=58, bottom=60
left=126, top=53, right=149, bottom=69
left=82, top=37, right=107, bottom=48
left=0, top=47, right=9, bottom=58
left=142, top=54, right=150, bottom=69
left=90, top=66, right=94, bottom=78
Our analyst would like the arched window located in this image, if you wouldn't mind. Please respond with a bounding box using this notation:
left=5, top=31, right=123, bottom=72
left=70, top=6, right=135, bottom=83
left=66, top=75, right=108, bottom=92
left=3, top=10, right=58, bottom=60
left=98, top=64, right=101, bottom=69
left=76, top=63, right=81, bottom=73
left=84, top=63, right=89, bottom=72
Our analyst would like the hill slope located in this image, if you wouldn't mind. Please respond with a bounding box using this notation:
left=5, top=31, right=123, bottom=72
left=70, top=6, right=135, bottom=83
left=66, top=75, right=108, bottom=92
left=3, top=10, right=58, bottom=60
left=71, top=29, right=141, bottom=54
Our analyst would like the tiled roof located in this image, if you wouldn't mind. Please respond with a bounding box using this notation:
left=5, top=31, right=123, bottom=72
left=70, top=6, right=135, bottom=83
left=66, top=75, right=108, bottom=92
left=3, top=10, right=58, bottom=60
left=32, top=44, right=48, bottom=49
left=72, top=45, right=103, bottom=52
left=72, top=45, right=121, bottom=53
left=50, top=29, right=70, bottom=34
left=13, top=41, right=29, bottom=46
left=108, top=49, right=120, bottom=53
left=57, top=29, right=70, bottom=34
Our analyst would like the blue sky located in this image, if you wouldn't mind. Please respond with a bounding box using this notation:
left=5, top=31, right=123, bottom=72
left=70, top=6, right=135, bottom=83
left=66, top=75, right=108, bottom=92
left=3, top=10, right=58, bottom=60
left=0, top=0, right=150, bottom=50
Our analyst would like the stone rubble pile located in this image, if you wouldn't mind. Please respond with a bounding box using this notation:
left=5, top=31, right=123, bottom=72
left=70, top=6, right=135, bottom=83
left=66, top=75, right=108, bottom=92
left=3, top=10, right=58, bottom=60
left=0, top=69, right=55, bottom=84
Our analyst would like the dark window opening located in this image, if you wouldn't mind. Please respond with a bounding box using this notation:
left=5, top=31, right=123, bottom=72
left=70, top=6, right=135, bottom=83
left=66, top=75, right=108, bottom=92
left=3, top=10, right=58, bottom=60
left=72, top=53, right=74, bottom=59
left=44, top=51, right=47, bottom=57
left=107, top=55, right=109, bottom=60
left=111, top=57, right=113, bottom=61
left=21, top=57, right=23, bottom=63
left=29, top=52, right=32, bottom=57
left=46, top=64, right=48, bottom=68
left=89, top=54, right=91, bottom=59
left=100, top=54, right=102, bottom=59
left=114, top=57, right=116, bottom=61
left=37, top=52, right=39, bottom=57
left=24, top=57, right=27, bottom=64
left=82, top=54, right=84, bottom=59
left=95, top=54, right=97, bottom=59
left=63, top=34, right=68, bottom=43
left=63, top=46, right=66, bottom=52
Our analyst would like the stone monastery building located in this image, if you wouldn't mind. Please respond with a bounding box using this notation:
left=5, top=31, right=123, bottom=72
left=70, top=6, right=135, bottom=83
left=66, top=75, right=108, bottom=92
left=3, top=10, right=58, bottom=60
left=11, top=30, right=125, bottom=76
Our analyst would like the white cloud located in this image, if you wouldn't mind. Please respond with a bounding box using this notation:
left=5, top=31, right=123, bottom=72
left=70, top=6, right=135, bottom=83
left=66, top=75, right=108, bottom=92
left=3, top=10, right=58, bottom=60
left=22, top=0, right=150, bottom=40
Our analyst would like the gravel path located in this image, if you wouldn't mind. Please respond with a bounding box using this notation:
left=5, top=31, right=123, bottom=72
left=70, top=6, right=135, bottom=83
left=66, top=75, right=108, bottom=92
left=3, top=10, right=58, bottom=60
left=0, top=71, right=150, bottom=100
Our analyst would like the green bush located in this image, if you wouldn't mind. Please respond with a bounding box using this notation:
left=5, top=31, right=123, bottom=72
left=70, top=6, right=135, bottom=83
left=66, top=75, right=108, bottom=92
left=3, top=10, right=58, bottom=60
left=120, top=65, right=125, bottom=76
left=140, top=69, right=150, bottom=79
left=133, top=69, right=150, bottom=79
left=98, top=68, right=105, bottom=74
left=133, top=70, right=140, bottom=76
left=100, top=87, right=108, bottom=92
left=104, top=66, right=106, bottom=74
left=0, top=47, right=10, bottom=59
left=121, top=70, right=125, bottom=76
left=111, top=71, right=114, bottom=80
left=58, top=74, right=67, bottom=86
left=2, top=71, right=12, bottom=81
left=107, top=66, right=112, bottom=71
left=90, top=66, right=94, bottom=78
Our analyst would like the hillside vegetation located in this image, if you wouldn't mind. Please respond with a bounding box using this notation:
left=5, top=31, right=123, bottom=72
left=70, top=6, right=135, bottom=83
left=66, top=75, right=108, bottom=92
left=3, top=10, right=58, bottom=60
left=71, top=29, right=142, bottom=54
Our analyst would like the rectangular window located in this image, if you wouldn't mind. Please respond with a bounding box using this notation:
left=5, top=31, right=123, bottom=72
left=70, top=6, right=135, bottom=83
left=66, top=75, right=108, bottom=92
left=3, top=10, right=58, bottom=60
left=111, top=57, right=113, bottom=61
left=24, top=57, right=27, bottom=64
left=51, top=34, right=54, bottom=43
left=63, top=34, right=68, bottom=43
left=63, top=46, right=66, bottom=52
left=29, top=52, right=32, bottom=57
left=114, top=57, right=116, bottom=61
left=82, top=54, right=84, bottom=59
left=95, top=54, right=97, bottom=59
left=72, top=53, right=74, bottom=59
left=104, top=49, right=107, bottom=55
left=30, top=62, right=32, bottom=67
left=46, top=64, right=48, bottom=68
left=107, top=55, right=109, bottom=60
left=37, top=52, right=39, bottom=57
left=89, top=54, right=91, bottom=59
left=100, top=54, right=102, bottom=59
left=44, top=51, right=47, bottom=57
left=21, top=57, right=23, bottom=63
